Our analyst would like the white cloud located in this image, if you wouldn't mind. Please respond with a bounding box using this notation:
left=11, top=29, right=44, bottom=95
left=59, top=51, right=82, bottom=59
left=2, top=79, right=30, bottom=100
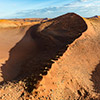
left=80, top=0, right=88, bottom=1
left=5, top=0, right=100, bottom=18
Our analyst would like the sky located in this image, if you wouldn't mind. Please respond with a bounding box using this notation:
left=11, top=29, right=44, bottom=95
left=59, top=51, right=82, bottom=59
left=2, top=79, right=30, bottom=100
left=0, top=0, right=100, bottom=18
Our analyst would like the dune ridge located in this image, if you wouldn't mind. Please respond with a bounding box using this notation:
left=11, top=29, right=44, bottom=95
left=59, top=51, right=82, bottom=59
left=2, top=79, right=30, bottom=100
left=0, top=18, right=44, bottom=28
left=0, top=13, right=100, bottom=99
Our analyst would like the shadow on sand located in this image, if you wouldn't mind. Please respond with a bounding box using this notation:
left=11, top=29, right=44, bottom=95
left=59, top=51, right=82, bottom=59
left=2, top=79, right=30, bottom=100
left=91, top=62, right=100, bottom=93
left=0, top=13, right=87, bottom=92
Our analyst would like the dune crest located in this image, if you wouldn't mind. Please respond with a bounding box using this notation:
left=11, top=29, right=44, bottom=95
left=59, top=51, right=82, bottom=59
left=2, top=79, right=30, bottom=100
left=0, top=13, right=100, bottom=99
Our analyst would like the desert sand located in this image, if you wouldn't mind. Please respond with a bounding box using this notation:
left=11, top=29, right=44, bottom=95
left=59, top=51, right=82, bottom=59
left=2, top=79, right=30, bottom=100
left=0, top=13, right=100, bottom=100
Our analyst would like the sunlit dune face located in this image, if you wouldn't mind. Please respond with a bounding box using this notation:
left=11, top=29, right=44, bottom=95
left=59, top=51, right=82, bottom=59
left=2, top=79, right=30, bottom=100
left=1, top=13, right=100, bottom=99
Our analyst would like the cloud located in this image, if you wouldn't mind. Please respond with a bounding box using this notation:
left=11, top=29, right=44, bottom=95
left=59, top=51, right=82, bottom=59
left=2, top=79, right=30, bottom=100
left=78, top=0, right=92, bottom=2
left=80, top=0, right=88, bottom=1
left=6, top=0, right=100, bottom=18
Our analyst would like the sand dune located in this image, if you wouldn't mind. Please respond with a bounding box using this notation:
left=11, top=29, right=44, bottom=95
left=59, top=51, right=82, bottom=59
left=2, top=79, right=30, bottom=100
left=0, top=19, right=41, bottom=28
left=0, top=13, right=100, bottom=99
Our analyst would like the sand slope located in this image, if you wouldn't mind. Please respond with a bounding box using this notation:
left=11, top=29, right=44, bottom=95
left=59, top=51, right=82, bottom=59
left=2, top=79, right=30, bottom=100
left=0, top=13, right=100, bottom=99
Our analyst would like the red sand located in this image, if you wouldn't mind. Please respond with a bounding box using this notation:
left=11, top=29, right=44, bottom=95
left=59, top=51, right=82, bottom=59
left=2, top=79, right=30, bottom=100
left=0, top=13, right=100, bottom=99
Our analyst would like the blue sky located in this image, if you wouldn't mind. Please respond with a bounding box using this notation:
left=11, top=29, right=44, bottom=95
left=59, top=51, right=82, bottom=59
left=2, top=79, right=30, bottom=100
left=0, top=0, right=100, bottom=18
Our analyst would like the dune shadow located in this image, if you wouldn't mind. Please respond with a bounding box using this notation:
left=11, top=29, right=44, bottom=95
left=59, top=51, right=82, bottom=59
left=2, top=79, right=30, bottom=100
left=0, top=13, right=87, bottom=92
left=0, top=24, right=40, bottom=83
left=91, top=62, right=100, bottom=93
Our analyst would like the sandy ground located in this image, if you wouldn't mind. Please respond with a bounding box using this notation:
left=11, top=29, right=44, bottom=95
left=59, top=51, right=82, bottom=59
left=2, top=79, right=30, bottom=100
left=0, top=13, right=100, bottom=99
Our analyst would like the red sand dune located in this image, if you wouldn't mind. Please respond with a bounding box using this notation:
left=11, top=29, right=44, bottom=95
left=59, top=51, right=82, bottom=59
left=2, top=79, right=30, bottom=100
left=0, top=13, right=100, bottom=99
left=0, top=19, right=41, bottom=28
